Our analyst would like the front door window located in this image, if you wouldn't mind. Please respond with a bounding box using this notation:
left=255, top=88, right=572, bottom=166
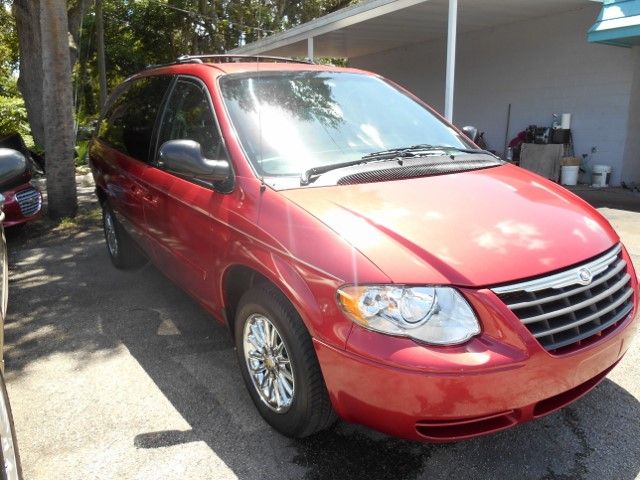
left=157, top=78, right=225, bottom=162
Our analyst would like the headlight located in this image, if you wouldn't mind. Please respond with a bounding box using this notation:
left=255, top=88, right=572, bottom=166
left=337, top=285, right=480, bottom=345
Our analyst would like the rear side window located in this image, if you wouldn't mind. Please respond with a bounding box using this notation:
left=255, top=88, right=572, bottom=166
left=98, top=75, right=171, bottom=162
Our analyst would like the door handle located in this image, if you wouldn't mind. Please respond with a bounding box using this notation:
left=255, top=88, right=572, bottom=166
left=142, top=192, right=158, bottom=205
left=131, top=184, right=143, bottom=197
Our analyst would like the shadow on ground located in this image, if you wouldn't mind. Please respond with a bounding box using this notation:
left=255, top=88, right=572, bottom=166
left=569, top=186, right=640, bottom=213
left=5, top=217, right=640, bottom=479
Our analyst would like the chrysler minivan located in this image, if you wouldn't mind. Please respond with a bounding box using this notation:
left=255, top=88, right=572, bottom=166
left=89, top=55, right=638, bottom=442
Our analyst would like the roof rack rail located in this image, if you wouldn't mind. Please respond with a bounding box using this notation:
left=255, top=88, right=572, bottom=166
left=175, top=54, right=314, bottom=65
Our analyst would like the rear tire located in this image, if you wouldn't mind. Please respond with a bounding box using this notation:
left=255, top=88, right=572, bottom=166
left=102, top=202, right=146, bottom=270
left=235, top=284, right=336, bottom=438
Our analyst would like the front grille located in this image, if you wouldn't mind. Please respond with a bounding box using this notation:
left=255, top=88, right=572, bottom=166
left=492, top=245, right=634, bottom=353
left=15, top=187, right=42, bottom=217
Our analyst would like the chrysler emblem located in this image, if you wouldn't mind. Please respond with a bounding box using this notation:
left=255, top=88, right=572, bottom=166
left=577, top=268, right=593, bottom=285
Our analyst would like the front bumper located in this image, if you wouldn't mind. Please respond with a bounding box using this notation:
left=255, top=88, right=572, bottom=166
left=315, top=273, right=639, bottom=442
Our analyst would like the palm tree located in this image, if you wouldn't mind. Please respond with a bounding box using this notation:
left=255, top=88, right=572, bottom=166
left=40, top=0, right=77, bottom=219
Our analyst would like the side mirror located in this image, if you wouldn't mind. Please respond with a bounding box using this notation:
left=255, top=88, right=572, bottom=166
left=0, top=148, right=28, bottom=187
left=461, top=126, right=479, bottom=143
left=158, top=140, right=230, bottom=183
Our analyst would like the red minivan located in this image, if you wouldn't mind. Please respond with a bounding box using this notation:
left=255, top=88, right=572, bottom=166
left=89, top=55, right=638, bottom=442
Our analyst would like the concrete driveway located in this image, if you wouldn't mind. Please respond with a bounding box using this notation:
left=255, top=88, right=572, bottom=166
left=5, top=189, right=640, bottom=480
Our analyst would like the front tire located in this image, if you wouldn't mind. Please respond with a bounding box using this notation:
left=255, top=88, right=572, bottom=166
left=0, top=372, right=22, bottom=479
left=101, top=203, right=146, bottom=270
left=235, top=284, right=336, bottom=438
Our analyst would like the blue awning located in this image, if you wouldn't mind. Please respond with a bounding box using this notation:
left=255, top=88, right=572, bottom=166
left=588, top=0, right=640, bottom=47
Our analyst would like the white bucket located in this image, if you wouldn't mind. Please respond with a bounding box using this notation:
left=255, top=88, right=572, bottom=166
left=592, top=164, right=612, bottom=188
left=561, top=165, right=579, bottom=186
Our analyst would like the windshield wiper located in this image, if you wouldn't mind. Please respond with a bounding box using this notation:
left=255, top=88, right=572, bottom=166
left=300, top=145, right=495, bottom=186
left=361, top=144, right=487, bottom=161
left=300, top=158, right=389, bottom=185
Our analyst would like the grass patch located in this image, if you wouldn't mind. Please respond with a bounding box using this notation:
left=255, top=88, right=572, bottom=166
left=52, top=206, right=102, bottom=232
left=7, top=204, right=103, bottom=246
left=75, top=140, right=90, bottom=167
left=56, top=217, right=78, bottom=230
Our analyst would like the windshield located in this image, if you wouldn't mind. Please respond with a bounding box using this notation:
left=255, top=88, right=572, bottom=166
left=219, top=71, right=472, bottom=176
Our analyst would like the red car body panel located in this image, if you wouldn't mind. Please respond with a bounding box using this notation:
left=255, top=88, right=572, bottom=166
left=89, top=61, right=640, bottom=441
left=91, top=142, right=154, bottom=251
left=280, top=164, right=619, bottom=287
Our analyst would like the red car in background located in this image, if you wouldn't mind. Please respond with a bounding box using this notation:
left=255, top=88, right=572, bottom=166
left=1, top=183, right=42, bottom=228
left=89, top=56, right=639, bottom=442
left=0, top=137, right=43, bottom=228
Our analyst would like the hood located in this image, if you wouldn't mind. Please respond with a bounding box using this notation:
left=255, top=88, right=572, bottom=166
left=280, top=164, right=618, bottom=287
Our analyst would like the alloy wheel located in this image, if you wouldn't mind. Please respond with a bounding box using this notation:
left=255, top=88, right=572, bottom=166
left=104, top=209, right=119, bottom=258
left=242, top=313, right=295, bottom=413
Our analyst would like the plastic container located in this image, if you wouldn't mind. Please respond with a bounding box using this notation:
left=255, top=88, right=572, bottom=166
left=591, top=165, right=612, bottom=188
left=561, top=165, right=579, bottom=186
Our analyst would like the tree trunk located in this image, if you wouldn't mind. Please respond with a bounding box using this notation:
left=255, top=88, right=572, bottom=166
left=14, top=0, right=89, bottom=147
left=68, top=0, right=92, bottom=68
left=95, top=0, right=107, bottom=110
left=13, top=0, right=45, bottom=148
left=40, top=0, right=78, bottom=219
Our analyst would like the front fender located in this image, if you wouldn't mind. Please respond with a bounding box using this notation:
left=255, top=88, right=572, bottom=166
left=219, top=249, right=353, bottom=349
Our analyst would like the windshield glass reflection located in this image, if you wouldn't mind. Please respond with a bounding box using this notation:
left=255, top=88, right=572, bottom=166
left=220, top=71, right=470, bottom=176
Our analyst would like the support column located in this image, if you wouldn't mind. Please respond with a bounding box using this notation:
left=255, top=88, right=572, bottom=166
left=622, top=47, right=640, bottom=184
left=444, top=0, right=458, bottom=122
left=307, top=37, right=314, bottom=62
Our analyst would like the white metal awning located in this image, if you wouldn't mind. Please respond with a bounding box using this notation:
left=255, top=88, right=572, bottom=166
left=231, top=0, right=601, bottom=121
left=232, top=0, right=599, bottom=58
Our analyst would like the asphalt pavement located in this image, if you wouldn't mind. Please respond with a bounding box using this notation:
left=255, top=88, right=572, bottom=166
left=4, top=188, right=640, bottom=480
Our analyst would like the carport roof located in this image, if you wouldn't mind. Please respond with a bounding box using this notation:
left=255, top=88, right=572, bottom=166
left=231, top=0, right=603, bottom=58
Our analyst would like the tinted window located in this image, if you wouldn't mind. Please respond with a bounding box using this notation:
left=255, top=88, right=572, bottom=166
left=157, top=79, right=225, bottom=160
left=98, top=75, right=171, bottom=161
left=219, top=72, right=471, bottom=176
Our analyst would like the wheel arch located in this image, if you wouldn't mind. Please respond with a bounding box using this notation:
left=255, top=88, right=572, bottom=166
left=222, top=264, right=270, bottom=340
left=220, top=255, right=324, bottom=343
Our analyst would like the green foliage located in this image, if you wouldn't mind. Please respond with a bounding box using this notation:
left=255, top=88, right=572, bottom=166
left=75, top=139, right=90, bottom=167
left=0, top=3, right=18, bottom=97
left=0, top=94, right=33, bottom=146
left=0, top=2, right=32, bottom=146
left=73, top=0, right=359, bottom=122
